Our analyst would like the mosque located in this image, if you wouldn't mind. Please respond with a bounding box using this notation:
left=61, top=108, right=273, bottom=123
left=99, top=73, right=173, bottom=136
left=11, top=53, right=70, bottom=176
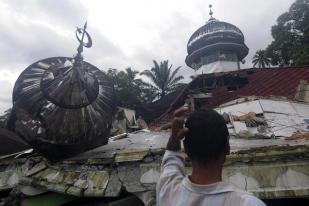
left=137, top=5, right=309, bottom=126
left=0, top=5, right=308, bottom=205
left=186, top=5, right=248, bottom=74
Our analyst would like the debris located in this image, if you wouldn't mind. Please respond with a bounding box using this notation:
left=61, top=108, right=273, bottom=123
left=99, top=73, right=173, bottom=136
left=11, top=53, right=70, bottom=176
left=288, top=131, right=309, bottom=140
left=245, top=116, right=267, bottom=127
left=232, top=112, right=256, bottom=121
left=233, top=121, right=248, bottom=135
left=115, top=149, right=150, bottom=163
left=136, top=116, right=149, bottom=129
left=222, top=112, right=230, bottom=123
left=0, top=129, right=309, bottom=202
left=25, top=162, right=48, bottom=177
left=237, top=130, right=253, bottom=139
left=111, top=117, right=129, bottom=135
left=109, top=133, right=128, bottom=141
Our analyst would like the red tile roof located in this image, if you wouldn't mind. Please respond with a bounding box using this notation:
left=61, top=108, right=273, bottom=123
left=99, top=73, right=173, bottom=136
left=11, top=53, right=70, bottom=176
left=149, top=66, right=309, bottom=129
left=206, top=66, right=309, bottom=107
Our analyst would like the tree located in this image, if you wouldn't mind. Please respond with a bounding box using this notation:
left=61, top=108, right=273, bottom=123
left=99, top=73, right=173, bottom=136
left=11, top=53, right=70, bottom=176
left=141, top=60, right=184, bottom=99
left=134, top=79, right=159, bottom=103
left=265, top=0, right=309, bottom=66
left=106, top=68, right=142, bottom=108
left=252, top=50, right=272, bottom=68
left=106, top=67, right=158, bottom=108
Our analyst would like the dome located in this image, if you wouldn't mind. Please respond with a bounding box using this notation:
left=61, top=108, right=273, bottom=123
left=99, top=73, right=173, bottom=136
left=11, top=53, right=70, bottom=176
left=10, top=23, right=116, bottom=160
left=186, top=18, right=249, bottom=67
left=12, top=56, right=115, bottom=160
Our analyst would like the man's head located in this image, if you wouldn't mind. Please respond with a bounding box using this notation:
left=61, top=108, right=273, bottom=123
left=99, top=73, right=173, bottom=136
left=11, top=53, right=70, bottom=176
left=184, top=109, right=230, bottom=165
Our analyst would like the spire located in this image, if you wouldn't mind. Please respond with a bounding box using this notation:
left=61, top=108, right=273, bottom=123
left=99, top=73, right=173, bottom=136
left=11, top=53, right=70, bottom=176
left=75, top=21, right=92, bottom=62
left=208, top=4, right=215, bottom=21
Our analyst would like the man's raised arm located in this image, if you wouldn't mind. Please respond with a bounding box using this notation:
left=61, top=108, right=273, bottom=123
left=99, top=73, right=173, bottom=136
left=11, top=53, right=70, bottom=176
left=156, top=105, right=189, bottom=202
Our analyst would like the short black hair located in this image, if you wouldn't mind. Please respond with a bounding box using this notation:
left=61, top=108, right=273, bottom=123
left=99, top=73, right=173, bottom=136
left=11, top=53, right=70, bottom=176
left=184, top=109, right=229, bottom=164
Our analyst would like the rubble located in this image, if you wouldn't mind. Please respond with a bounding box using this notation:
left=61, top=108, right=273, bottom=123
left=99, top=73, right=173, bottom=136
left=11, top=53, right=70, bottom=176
left=0, top=124, right=308, bottom=205
left=217, top=97, right=309, bottom=139
left=289, top=131, right=309, bottom=140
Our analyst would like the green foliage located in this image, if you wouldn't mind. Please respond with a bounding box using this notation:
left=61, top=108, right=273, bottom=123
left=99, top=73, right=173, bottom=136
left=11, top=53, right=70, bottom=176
left=141, top=60, right=184, bottom=98
left=265, top=0, right=309, bottom=66
left=252, top=50, right=271, bottom=68
left=106, top=67, right=157, bottom=109
left=105, top=60, right=184, bottom=108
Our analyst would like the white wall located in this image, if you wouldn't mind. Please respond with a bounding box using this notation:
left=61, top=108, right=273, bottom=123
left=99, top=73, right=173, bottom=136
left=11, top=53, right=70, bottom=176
left=196, top=61, right=239, bottom=75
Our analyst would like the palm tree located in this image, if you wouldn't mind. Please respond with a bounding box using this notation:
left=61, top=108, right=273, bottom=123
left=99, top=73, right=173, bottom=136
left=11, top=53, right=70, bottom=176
left=116, top=67, right=140, bottom=87
left=141, top=60, right=184, bottom=98
left=252, top=50, right=272, bottom=68
left=123, top=67, right=139, bottom=83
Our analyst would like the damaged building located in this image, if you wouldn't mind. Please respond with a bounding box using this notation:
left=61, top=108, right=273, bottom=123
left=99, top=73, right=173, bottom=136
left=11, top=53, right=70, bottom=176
left=1, top=98, right=309, bottom=205
left=0, top=8, right=309, bottom=206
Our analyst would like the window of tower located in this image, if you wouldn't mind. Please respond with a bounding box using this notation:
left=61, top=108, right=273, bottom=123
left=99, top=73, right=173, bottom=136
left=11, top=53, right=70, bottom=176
left=199, top=51, right=238, bottom=65
left=220, top=51, right=238, bottom=62
left=203, top=53, right=218, bottom=64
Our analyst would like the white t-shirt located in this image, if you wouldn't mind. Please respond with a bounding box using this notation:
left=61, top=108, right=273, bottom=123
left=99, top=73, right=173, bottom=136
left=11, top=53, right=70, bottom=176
left=156, top=150, right=266, bottom=206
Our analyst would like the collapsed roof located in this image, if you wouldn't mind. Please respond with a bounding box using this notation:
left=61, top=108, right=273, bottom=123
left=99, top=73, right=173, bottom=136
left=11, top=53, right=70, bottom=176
left=1, top=97, right=309, bottom=205
left=147, top=66, right=309, bottom=129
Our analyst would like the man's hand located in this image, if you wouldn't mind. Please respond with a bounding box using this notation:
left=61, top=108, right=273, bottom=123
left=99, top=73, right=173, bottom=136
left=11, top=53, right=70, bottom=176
left=166, top=105, right=189, bottom=151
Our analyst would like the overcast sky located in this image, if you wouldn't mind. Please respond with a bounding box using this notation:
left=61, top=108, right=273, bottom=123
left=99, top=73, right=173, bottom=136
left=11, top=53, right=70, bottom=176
left=0, top=0, right=294, bottom=114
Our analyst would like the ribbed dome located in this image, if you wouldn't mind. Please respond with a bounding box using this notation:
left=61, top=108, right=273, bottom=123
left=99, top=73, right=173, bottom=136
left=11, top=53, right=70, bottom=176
left=186, top=18, right=249, bottom=67
left=10, top=23, right=116, bottom=160
left=12, top=57, right=115, bottom=160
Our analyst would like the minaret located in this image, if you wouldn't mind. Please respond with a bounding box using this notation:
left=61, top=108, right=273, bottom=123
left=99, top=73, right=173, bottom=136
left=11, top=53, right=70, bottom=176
left=186, top=5, right=249, bottom=74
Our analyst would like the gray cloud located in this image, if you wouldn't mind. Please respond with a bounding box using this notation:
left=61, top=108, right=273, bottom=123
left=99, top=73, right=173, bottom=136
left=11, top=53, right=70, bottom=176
left=83, top=28, right=129, bottom=70
left=126, top=11, right=197, bottom=81
left=2, top=0, right=88, bottom=28
left=0, top=23, right=72, bottom=69
left=0, top=0, right=125, bottom=113
left=211, top=0, right=294, bottom=67
left=0, top=80, right=13, bottom=114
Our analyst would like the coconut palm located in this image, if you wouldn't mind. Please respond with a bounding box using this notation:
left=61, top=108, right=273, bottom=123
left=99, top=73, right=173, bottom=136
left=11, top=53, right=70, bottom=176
left=141, top=60, right=184, bottom=99
left=252, top=50, right=272, bottom=68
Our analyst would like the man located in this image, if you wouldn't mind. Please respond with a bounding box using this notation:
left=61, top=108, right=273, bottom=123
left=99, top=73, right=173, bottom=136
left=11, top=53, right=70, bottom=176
left=156, top=105, right=266, bottom=206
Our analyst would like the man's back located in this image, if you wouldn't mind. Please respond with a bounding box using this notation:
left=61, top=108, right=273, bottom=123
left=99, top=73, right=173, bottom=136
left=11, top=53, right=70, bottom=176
left=157, top=108, right=266, bottom=206
left=156, top=151, right=266, bottom=206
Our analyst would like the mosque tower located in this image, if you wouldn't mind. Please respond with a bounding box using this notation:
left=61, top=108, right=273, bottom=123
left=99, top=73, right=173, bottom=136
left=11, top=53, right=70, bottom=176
left=185, top=5, right=249, bottom=74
